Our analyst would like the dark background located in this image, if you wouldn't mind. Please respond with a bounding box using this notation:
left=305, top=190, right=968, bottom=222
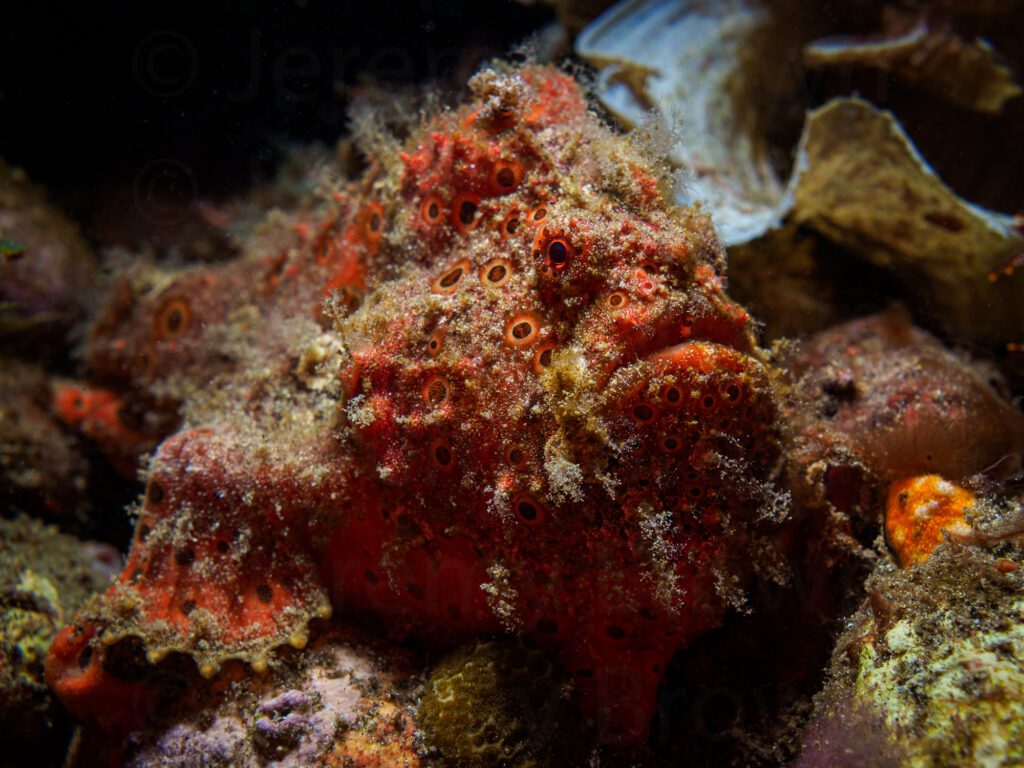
left=0, top=1, right=554, bottom=243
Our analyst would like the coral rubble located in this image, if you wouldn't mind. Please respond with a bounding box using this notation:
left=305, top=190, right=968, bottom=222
left=120, top=627, right=420, bottom=768
left=800, top=541, right=1024, bottom=768
left=0, top=516, right=117, bottom=767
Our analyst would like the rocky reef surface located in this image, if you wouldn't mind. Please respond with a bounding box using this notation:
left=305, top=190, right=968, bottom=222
left=1, top=2, right=1023, bottom=766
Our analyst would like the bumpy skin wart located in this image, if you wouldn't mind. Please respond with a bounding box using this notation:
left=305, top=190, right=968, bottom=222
left=46, top=66, right=784, bottom=745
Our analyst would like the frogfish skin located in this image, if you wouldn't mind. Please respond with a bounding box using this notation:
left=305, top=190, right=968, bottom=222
left=45, top=64, right=786, bottom=746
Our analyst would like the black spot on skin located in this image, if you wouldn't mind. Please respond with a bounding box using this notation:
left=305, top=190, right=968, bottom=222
left=537, top=618, right=558, bottom=634
left=256, top=583, right=273, bottom=604
left=458, top=200, right=478, bottom=226
left=147, top=481, right=165, bottom=506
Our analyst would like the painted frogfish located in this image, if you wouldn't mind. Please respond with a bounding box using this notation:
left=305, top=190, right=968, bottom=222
left=45, top=65, right=786, bottom=745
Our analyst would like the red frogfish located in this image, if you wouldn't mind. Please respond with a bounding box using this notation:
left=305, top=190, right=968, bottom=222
left=45, top=64, right=786, bottom=746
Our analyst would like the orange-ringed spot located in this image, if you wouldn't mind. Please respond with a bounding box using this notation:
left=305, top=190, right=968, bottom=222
left=491, top=161, right=522, bottom=192
left=361, top=202, right=385, bottom=244
left=504, top=314, right=541, bottom=347
left=155, top=298, right=190, bottom=340
left=480, top=258, right=513, bottom=288
left=527, top=206, right=548, bottom=225
left=420, top=195, right=444, bottom=226
left=315, top=235, right=338, bottom=265
left=640, top=261, right=659, bottom=275
left=431, top=259, right=470, bottom=295
left=430, top=438, right=454, bottom=470
left=513, top=495, right=544, bottom=525
left=427, top=328, right=445, bottom=356
left=532, top=343, right=555, bottom=374
left=452, top=194, right=481, bottom=233
left=422, top=375, right=450, bottom=408
left=701, top=393, right=718, bottom=411
left=607, top=291, right=628, bottom=310
left=631, top=402, right=657, bottom=424
left=499, top=213, right=522, bottom=238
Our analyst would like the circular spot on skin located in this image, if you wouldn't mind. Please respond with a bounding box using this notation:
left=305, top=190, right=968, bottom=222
left=721, top=382, right=743, bottom=404
left=514, top=495, right=544, bottom=525
left=155, top=298, right=191, bottom=340
left=504, top=314, right=541, bottom=347
left=138, top=345, right=158, bottom=379
left=660, top=435, right=683, bottom=453
left=68, top=391, right=86, bottom=416
left=256, top=583, right=273, bottom=604
left=216, top=540, right=229, bottom=554
left=361, top=202, right=385, bottom=245
left=422, top=375, right=450, bottom=408
left=607, top=291, right=628, bottom=309
left=174, top=547, right=196, bottom=567
left=420, top=195, right=444, bottom=226
left=546, top=238, right=571, bottom=272
left=492, top=162, right=522, bottom=192
left=427, top=328, right=445, bottom=356
left=662, top=385, right=682, bottom=407
left=147, top=480, right=165, bottom=506
left=528, top=206, right=547, bottom=225
left=452, top=194, right=481, bottom=233
left=533, top=343, right=555, bottom=374
left=537, top=618, right=558, bottom=634
left=499, top=212, right=521, bottom=238
left=78, top=645, right=93, bottom=670
left=431, top=259, right=471, bottom=295
left=506, top=445, right=527, bottom=469
left=606, top=625, right=627, bottom=639
left=701, top=393, right=718, bottom=411
left=430, top=438, right=455, bottom=471
left=631, top=403, right=656, bottom=424
left=364, top=570, right=379, bottom=585
left=480, top=258, right=513, bottom=287
left=640, top=262, right=659, bottom=275
left=182, top=599, right=196, bottom=616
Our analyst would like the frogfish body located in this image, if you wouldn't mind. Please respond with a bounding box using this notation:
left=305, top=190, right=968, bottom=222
left=45, top=65, right=785, bottom=746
